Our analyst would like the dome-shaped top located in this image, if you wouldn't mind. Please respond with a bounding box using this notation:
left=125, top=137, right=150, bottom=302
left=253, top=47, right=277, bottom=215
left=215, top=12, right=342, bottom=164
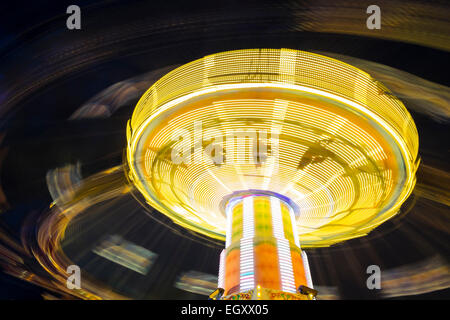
left=126, top=49, right=419, bottom=247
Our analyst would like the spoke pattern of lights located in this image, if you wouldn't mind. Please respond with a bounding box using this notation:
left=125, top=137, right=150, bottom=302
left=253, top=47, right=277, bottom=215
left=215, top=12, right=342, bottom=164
left=126, top=48, right=419, bottom=247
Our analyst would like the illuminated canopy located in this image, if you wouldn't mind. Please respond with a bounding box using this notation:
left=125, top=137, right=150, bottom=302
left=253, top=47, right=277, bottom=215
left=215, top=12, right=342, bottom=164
left=126, top=49, right=419, bottom=247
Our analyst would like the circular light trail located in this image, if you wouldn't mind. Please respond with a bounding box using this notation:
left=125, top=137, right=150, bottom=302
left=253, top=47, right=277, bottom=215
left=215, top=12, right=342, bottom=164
left=126, top=49, right=419, bottom=248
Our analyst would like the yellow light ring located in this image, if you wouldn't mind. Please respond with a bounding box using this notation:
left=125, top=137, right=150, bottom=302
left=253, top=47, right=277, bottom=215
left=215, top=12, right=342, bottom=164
left=126, top=49, right=419, bottom=247
left=130, top=49, right=417, bottom=157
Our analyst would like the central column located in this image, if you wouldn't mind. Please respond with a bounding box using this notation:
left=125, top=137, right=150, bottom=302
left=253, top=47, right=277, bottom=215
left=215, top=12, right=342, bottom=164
left=218, top=191, right=314, bottom=300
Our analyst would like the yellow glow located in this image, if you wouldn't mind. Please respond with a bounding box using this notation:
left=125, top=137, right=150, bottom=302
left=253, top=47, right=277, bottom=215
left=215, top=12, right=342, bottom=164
left=126, top=49, right=419, bottom=247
